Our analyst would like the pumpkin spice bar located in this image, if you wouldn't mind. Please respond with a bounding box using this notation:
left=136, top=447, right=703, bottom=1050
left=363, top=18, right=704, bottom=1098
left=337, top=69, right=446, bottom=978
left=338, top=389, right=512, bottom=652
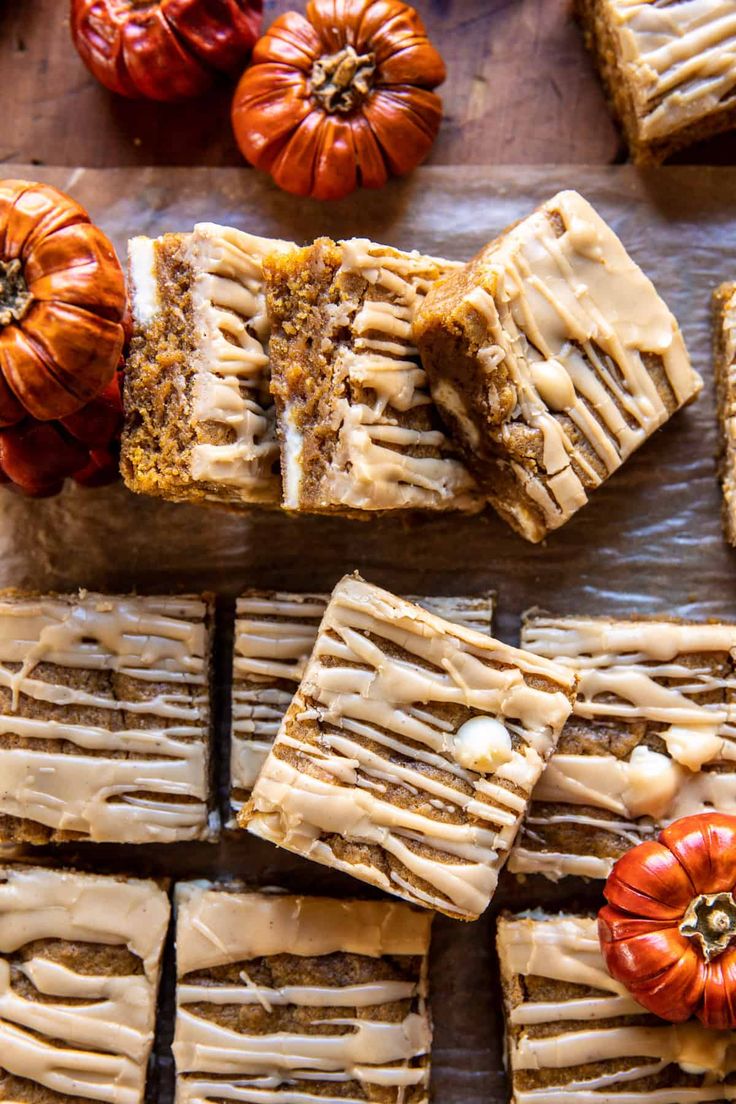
left=509, top=613, right=736, bottom=880
left=576, top=0, right=736, bottom=165
left=714, top=282, right=736, bottom=544
left=123, top=223, right=291, bottom=507
left=264, top=237, right=482, bottom=514
left=415, top=190, right=701, bottom=542
left=229, top=588, right=496, bottom=818
left=497, top=911, right=736, bottom=1104
left=0, top=591, right=215, bottom=844
left=0, top=863, right=170, bottom=1104
left=173, top=883, right=432, bottom=1104
left=241, top=575, right=576, bottom=920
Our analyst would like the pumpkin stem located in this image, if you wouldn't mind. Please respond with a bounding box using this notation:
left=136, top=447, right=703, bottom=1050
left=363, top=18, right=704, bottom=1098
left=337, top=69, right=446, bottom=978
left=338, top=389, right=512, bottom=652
left=680, top=891, right=736, bottom=962
left=0, top=259, right=31, bottom=327
left=310, top=45, right=376, bottom=114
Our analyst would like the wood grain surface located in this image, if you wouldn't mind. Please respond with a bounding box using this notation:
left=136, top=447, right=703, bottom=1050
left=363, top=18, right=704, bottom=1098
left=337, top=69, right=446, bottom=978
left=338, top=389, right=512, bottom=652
left=3, top=0, right=736, bottom=171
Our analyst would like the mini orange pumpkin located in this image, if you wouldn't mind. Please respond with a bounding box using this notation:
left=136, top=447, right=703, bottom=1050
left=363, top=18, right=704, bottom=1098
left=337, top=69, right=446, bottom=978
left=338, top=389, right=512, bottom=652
left=599, top=813, right=736, bottom=1030
left=0, top=180, right=127, bottom=427
left=232, top=0, right=446, bottom=201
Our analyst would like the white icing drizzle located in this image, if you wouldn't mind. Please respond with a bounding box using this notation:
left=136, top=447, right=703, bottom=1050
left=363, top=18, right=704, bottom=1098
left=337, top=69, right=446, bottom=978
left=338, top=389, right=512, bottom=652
left=498, top=913, right=736, bottom=1103
left=173, top=885, right=431, bottom=1103
left=0, top=593, right=213, bottom=843
left=509, top=614, right=736, bottom=879
left=276, top=239, right=480, bottom=513
left=608, top=0, right=736, bottom=141
left=245, top=577, right=574, bottom=919
left=229, top=590, right=495, bottom=814
left=421, top=190, right=699, bottom=541
left=0, top=864, right=169, bottom=1104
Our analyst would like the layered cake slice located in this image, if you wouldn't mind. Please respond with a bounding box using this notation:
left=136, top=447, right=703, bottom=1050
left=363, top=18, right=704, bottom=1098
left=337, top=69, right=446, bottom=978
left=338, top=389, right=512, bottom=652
left=510, top=613, right=736, bottom=880
left=415, top=190, right=701, bottom=542
left=123, top=223, right=292, bottom=507
left=0, top=863, right=170, bottom=1104
left=497, top=911, right=736, bottom=1103
left=241, top=576, right=576, bottom=920
left=264, top=237, right=482, bottom=514
left=173, top=883, right=432, bottom=1104
left=577, top=0, right=736, bottom=165
left=714, top=282, right=736, bottom=544
left=229, top=588, right=496, bottom=818
left=0, top=591, right=215, bottom=844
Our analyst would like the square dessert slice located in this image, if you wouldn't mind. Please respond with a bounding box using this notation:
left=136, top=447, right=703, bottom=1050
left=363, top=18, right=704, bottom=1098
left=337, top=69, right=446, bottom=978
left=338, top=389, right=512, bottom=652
left=0, top=863, right=170, bottom=1104
left=509, top=613, right=736, bottom=880
left=497, top=911, right=736, bottom=1103
left=714, top=282, right=736, bottom=544
left=576, top=0, right=736, bottom=165
left=173, top=883, right=432, bottom=1104
left=264, top=237, right=482, bottom=514
left=122, top=223, right=292, bottom=507
left=0, top=591, right=215, bottom=844
left=241, top=576, right=576, bottom=920
left=415, top=190, right=701, bottom=542
left=229, top=589, right=496, bottom=818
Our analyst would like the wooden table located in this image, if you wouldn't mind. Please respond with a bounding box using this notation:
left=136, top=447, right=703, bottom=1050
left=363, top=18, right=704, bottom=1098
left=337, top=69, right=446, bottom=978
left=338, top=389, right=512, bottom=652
left=3, top=0, right=736, bottom=172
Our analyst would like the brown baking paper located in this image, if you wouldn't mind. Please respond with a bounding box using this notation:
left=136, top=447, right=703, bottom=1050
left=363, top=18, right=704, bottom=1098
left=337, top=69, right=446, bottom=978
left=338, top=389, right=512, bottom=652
left=3, top=163, right=736, bottom=1102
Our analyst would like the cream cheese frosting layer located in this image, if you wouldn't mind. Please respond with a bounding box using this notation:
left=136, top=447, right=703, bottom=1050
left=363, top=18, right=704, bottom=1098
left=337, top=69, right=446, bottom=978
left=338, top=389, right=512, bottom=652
left=607, top=0, right=736, bottom=141
left=173, top=884, right=432, bottom=1104
left=0, top=592, right=213, bottom=844
left=229, top=590, right=496, bottom=816
left=510, top=614, right=736, bottom=879
left=0, top=864, right=169, bottom=1104
left=498, top=912, right=736, bottom=1103
left=244, top=577, right=575, bottom=920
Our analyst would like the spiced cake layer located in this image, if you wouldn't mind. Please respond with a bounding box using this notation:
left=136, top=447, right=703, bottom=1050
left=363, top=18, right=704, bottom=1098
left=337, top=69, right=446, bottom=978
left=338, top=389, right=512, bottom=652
left=241, top=576, right=576, bottom=920
left=498, top=912, right=736, bottom=1103
left=264, top=237, right=482, bottom=515
left=173, top=883, right=432, bottom=1104
left=123, top=223, right=291, bottom=507
left=714, top=282, right=736, bottom=544
left=0, top=591, right=214, bottom=844
left=576, top=0, right=736, bottom=165
left=510, top=614, right=736, bottom=880
left=415, top=190, right=700, bottom=542
left=0, top=863, right=170, bottom=1104
left=229, top=589, right=496, bottom=817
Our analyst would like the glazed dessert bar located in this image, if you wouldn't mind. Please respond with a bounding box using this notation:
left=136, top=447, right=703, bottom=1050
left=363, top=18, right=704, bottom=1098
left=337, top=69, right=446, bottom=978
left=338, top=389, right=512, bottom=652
left=173, top=883, right=432, bottom=1104
left=576, top=0, right=736, bottom=165
left=123, top=223, right=291, bottom=507
left=415, top=190, right=701, bottom=542
left=0, top=591, right=214, bottom=844
left=510, top=613, right=736, bottom=879
left=0, top=863, right=170, bottom=1104
left=497, top=911, right=736, bottom=1103
left=242, top=576, right=577, bottom=920
left=714, top=282, right=736, bottom=543
left=264, top=237, right=481, bottom=514
left=229, top=588, right=496, bottom=816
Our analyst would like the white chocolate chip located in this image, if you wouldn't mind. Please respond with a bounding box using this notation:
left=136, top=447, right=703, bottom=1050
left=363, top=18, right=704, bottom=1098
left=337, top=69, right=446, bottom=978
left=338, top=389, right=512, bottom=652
left=531, top=358, right=576, bottom=412
left=452, top=716, right=513, bottom=774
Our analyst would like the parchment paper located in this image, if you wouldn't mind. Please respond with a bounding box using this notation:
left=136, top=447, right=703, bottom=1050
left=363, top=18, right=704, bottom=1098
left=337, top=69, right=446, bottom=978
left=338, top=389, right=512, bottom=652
left=4, top=163, right=736, bottom=1103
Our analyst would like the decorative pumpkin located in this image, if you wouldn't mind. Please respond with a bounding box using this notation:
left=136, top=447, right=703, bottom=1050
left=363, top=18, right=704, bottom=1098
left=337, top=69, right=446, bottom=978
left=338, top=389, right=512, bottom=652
left=0, top=179, right=126, bottom=427
left=71, top=0, right=263, bottom=102
left=0, top=371, right=124, bottom=498
left=599, top=813, right=736, bottom=1030
left=231, top=0, right=446, bottom=201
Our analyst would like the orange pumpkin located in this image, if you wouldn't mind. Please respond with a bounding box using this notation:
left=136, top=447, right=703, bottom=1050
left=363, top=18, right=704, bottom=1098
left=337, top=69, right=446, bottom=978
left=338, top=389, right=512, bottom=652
left=0, top=180, right=127, bottom=427
left=231, top=0, right=446, bottom=201
left=599, top=813, right=736, bottom=1029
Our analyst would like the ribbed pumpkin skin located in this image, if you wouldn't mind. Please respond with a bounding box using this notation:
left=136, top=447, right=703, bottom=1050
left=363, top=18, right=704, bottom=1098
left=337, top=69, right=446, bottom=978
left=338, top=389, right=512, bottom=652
left=70, top=0, right=263, bottom=101
left=0, top=180, right=127, bottom=427
left=232, top=0, right=446, bottom=201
